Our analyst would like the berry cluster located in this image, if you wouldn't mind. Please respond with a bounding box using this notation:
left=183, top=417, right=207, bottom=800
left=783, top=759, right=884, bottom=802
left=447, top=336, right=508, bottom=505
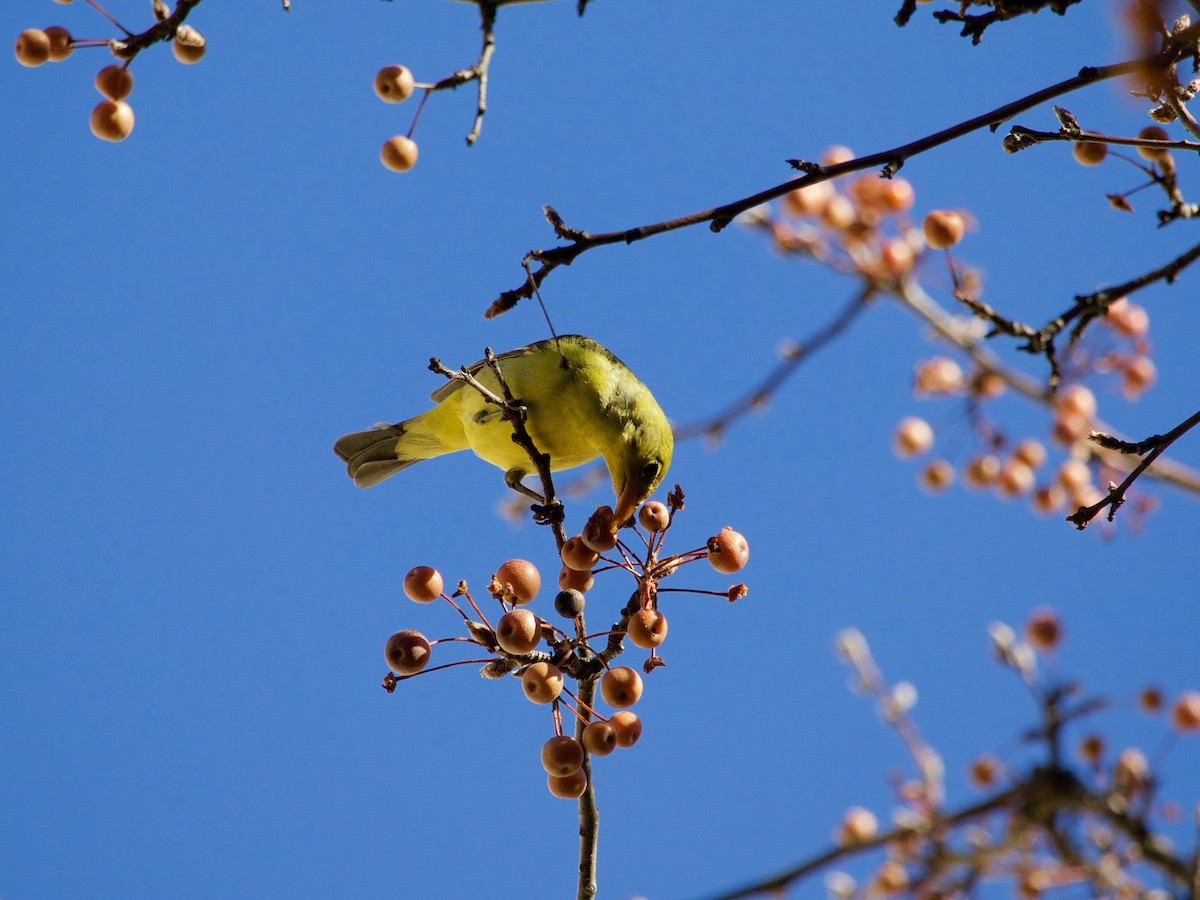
left=13, top=2, right=206, bottom=143
left=382, top=489, right=749, bottom=798
left=373, top=65, right=423, bottom=173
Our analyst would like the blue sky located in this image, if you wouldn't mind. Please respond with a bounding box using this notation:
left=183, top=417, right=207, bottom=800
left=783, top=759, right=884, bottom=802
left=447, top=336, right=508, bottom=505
left=3, top=2, right=1199, bottom=898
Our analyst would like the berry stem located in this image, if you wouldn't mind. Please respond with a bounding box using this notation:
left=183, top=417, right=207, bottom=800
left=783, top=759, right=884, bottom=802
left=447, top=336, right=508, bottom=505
left=406, top=89, right=432, bottom=141
left=84, top=0, right=134, bottom=36
left=388, top=658, right=495, bottom=681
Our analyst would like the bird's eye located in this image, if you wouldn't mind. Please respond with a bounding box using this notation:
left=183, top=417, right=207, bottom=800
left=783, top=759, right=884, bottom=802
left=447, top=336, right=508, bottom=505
left=642, top=460, right=661, bottom=481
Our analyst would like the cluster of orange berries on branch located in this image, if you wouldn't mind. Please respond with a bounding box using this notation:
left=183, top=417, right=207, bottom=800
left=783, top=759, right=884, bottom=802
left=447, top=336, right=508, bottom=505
left=381, top=495, right=749, bottom=798
left=14, top=2, right=206, bottom=144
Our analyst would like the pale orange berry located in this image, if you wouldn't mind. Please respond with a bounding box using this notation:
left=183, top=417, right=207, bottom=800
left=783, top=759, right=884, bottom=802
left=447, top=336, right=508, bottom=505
left=1057, top=458, right=1092, bottom=493
left=44, top=26, right=72, bottom=62
left=495, top=608, right=540, bottom=655
left=1073, top=141, right=1107, bottom=166
left=914, top=357, right=964, bottom=394
left=541, top=735, right=584, bottom=777
left=1122, top=356, right=1156, bottom=398
left=922, top=210, right=965, bottom=250
left=547, top=768, right=587, bottom=799
left=969, top=754, right=1001, bottom=788
left=381, top=135, right=419, bottom=173
left=491, top=559, right=540, bottom=605
left=962, top=455, right=1000, bottom=488
left=706, top=526, right=749, bottom=574
left=836, top=806, right=878, bottom=846
left=171, top=25, right=205, bottom=64
left=919, top=459, right=954, bottom=493
left=821, top=146, right=855, bottom=167
left=581, top=506, right=618, bottom=552
left=609, top=711, right=642, bottom=748
left=1052, top=411, right=1089, bottom=447
left=880, top=238, right=915, bottom=276
left=1136, top=125, right=1170, bottom=162
left=1025, top=608, right=1062, bottom=651
left=1171, top=692, right=1200, bottom=732
left=820, top=194, right=856, bottom=230
left=373, top=65, right=415, bottom=103
left=95, top=64, right=133, bottom=101
left=874, top=859, right=909, bottom=893
left=1056, top=385, right=1097, bottom=421
left=1114, top=747, right=1148, bottom=788
left=1106, top=298, right=1149, bottom=339
left=1031, top=485, right=1064, bottom=516
left=560, top=535, right=598, bottom=573
left=582, top=720, right=617, bottom=756
left=626, top=609, right=668, bottom=649
left=637, top=501, right=670, bottom=533
left=781, top=180, right=832, bottom=217
left=15, top=29, right=52, bottom=67
left=521, top=661, right=563, bottom=704
left=558, top=564, right=594, bottom=594
left=600, top=666, right=643, bottom=708
left=384, top=629, right=431, bottom=676
left=972, top=370, right=1007, bottom=399
left=89, top=100, right=135, bottom=142
left=402, top=565, right=443, bottom=603
left=1013, top=439, right=1047, bottom=469
left=879, top=177, right=915, bottom=212
left=893, top=416, right=934, bottom=458
left=996, top=459, right=1035, bottom=498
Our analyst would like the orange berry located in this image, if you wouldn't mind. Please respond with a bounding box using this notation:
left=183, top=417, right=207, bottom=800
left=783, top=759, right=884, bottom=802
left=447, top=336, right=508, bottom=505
left=554, top=588, right=586, bottom=619
left=560, top=535, right=598, bottom=573
left=609, top=711, right=642, bottom=748
left=1031, top=485, right=1064, bottom=516
left=44, top=26, right=72, bottom=62
left=836, top=806, right=878, bottom=846
left=963, top=454, right=1000, bottom=489
left=996, top=459, right=1035, bottom=498
left=402, top=565, right=442, bottom=603
left=541, top=735, right=584, bottom=777
left=171, top=25, right=205, bottom=64
left=922, top=210, right=965, bottom=250
left=637, top=500, right=670, bottom=533
left=1013, top=439, right=1046, bottom=470
left=1025, top=608, right=1061, bottom=651
left=491, top=559, right=540, bottom=605
left=373, top=65, right=415, bottom=103
left=781, top=180, right=832, bottom=217
left=384, top=629, right=431, bottom=676
left=1138, top=687, right=1163, bottom=713
left=874, top=860, right=909, bottom=893
left=1122, top=356, right=1156, bottom=398
left=547, top=768, right=587, bottom=799
left=600, top=666, right=643, bottom=708
left=969, top=754, right=1000, bottom=788
left=495, top=608, right=540, bottom=655
left=1056, top=459, right=1092, bottom=493
left=1056, top=385, right=1097, bottom=421
left=581, top=506, right=617, bottom=552
left=919, top=459, right=954, bottom=493
left=879, top=177, right=915, bottom=212
left=381, top=136, right=419, bottom=173
left=15, top=29, right=52, bottom=67
left=1051, top=410, right=1089, bottom=447
left=914, top=357, right=964, bottom=394
left=1072, top=141, right=1107, bottom=166
left=521, top=661, right=563, bottom=704
left=821, top=145, right=855, bottom=166
left=1136, top=125, right=1170, bottom=162
left=1114, top=748, right=1148, bottom=788
left=581, top=720, right=617, bottom=756
left=819, top=194, right=856, bottom=230
left=1171, top=692, right=1200, bottom=732
left=1106, top=298, right=1149, bottom=339
left=558, top=564, right=594, bottom=594
left=972, top=370, right=1007, bottom=399
left=893, top=416, right=934, bottom=458
left=89, top=100, right=135, bottom=142
left=626, top=609, right=668, bottom=649
left=1078, top=734, right=1104, bottom=765
left=880, top=237, right=915, bottom=276
left=707, top=526, right=749, bottom=574
left=95, top=64, right=133, bottom=101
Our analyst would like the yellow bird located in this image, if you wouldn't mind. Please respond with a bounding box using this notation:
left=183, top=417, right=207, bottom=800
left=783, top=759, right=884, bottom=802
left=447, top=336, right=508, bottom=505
left=333, top=335, right=673, bottom=526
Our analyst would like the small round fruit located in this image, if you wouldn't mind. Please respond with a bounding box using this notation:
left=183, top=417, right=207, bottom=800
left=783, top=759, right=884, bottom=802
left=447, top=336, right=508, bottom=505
left=781, top=180, right=832, bottom=217
left=521, top=661, right=563, bottom=704
left=969, top=754, right=1000, bottom=788
left=492, top=559, right=540, bottom=605
left=581, top=507, right=618, bottom=552
left=15, top=29, right=51, bottom=67
left=1056, top=384, right=1097, bottom=421
left=403, top=565, right=443, bottom=603
left=171, top=25, right=205, bottom=64
left=915, top=357, right=964, bottom=394
left=541, top=735, right=584, bottom=777
left=558, top=564, right=593, bottom=594
left=1013, top=439, right=1046, bottom=470
left=626, top=609, right=668, bottom=649
left=1139, top=687, right=1163, bottom=713
left=581, top=720, right=617, bottom=756
left=1031, top=485, right=1064, bottom=516
left=919, top=459, right=954, bottom=494
left=1025, top=609, right=1062, bottom=651
left=1171, top=692, right=1200, bottom=732
left=560, top=535, right=598, bottom=572
left=495, top=609, right=540, bottom=655
left=881, top=238, right=915, bottom=276
left=1136, top=125, right=1170, bottom=162
left=707, top=526, right=749, bottom=574
left=1072, top=141, right=1107, bottom=166
left=374, top=65, right=415, bottom=103
left=962, top=455, right=1001, bottom=489
left=600, top=666, right=643, bottom=709
left=836, top=806, right=878, bottom=846
left=384, top=629, right=431, bottom=676
left=922, top=210, right=965, bottom=250
left=637, top=501, right=670, bottom=533
left=547, top=768, right=587, bottom=799
left=95, top=64, right=133, bottom=101
left=893, top=416, right=934, bottom=458
left=89, top=100, right=135, bottom=142
left=879, top=177, right=915, bottom=212
left=996, top=460, right=1035, bottom=498
left=609, top=711, right=642, bottom=748
left=554, top=588, right=586, bottom=619
left=44, top=26, right=72, bottom=62
left=1122, top=356, right=1156, bottom=398
left=1057, top=458, right=1091, bottom=493
left=381, top=135, right=419, bottom=173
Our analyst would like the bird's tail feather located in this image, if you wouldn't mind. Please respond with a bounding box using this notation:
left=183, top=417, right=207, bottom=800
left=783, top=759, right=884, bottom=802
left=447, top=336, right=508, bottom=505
left=333, top=423, right=422, bottom=488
